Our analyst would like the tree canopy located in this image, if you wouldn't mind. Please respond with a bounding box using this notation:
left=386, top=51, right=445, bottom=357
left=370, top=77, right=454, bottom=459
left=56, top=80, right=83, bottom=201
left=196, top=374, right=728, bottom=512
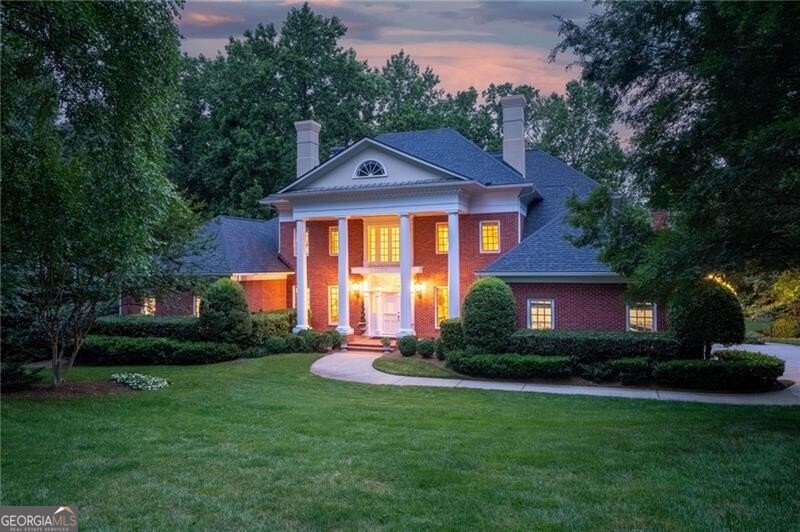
left=556, top=1, right=800, bottom=296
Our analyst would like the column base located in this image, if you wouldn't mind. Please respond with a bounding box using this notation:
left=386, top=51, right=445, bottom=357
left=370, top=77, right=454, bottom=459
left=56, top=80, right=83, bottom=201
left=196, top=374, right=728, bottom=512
left=292, top=324, right=311, bottom=334
left=335, top=325, right=354, bottom=336
left=396, top=329, right=416, bottom=338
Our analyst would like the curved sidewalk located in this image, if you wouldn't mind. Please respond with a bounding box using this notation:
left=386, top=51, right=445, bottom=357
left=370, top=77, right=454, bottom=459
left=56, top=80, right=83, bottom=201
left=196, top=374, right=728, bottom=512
left=310, top=351, right=800, bottom=406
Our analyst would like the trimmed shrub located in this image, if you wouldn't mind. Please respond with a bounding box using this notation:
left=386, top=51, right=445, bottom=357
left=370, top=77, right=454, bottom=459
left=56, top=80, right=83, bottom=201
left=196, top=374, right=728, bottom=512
left=772, top=315, right=800, bottom=338
left=418, top=338, right=436, bottom=359
left=509, top=329, right=680, bottom=362
left=447, top=351, right=571, bottom=379
left=264, top=336, right=289, bottom=354
left=609, top=357, right=652, bottom=385
left=439, top=318, right=464, bottom=352
left=199, top=278, right=252, bottom=344
left=575, top=362, right=616, bottom=383
left=462, top=278, right=516, bottom=353
left=80, top=335, right=239, bottom=365
left=669, top=279, right=745, bottom=358
left=1, top=362, right=43, bottom=391
left=654, top=350, right=784, bottom=390
left=285, top=334, right=309, bottom=353
left=325, top=330, right=343, bottom=350
left=239, top=346, right=270, bottom=358
left=251, top=309, right=297, bottom=344
left=398, top=335, right=417, bottom=357
left=92, top=315, right=201, bottom=341
left=435, top=338, right=445, bottom=361
left=297, top=330, right=331, bottom=353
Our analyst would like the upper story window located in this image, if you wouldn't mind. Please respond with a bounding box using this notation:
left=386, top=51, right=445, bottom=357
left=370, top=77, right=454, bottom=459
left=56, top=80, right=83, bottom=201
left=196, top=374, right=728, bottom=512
left=329, top=226, right=339, bottom=256
left=480, top=220, right=500, bottom=253
left=367, top=224, right=400, bottom=264
left=355, top=160, right=387, bottom=178
left=435, top=222, right=448, bottom=254
left=628, top=303, right=656, bottom=332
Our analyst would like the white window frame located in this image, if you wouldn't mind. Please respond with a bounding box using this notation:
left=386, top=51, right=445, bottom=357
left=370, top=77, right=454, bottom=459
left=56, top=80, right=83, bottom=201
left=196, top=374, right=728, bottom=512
left=327, top=285, right=339, bottom=326
left=434, top=286, right=448, bottom=329
left=626, top=303, right=657, bottom=332
left=353, top=159, right=388, bottom=179
left=329, top=226, right=339, bottom=256
left=527, top=298, right=555, bottom=330
left=479, top=220, right=501, bottom=254
left=292, top=228, right=309, bottom=257
left=142, top=297, right=156, bottom=316
left=435, top=222, right=448, bottom=255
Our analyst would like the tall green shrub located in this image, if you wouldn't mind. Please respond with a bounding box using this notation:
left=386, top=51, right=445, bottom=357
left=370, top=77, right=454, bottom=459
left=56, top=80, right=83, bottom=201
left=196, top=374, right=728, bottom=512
left=439, top=318, right=464, bottom=352
left=669, top=279, right=745, bottom=358
left=199, top=278, right=252, bottom=344
left=462, top=278, right=516, bottom=353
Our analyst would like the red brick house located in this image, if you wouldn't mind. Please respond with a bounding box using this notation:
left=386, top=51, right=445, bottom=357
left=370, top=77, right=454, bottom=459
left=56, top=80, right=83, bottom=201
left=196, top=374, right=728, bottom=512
left=125, top=95, right=665, bottom=337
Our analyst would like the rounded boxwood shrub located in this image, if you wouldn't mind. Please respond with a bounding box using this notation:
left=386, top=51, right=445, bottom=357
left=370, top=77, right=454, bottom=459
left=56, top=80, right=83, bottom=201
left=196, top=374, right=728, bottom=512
left=298, top=330, right=330, bottom=353
left=398, top=335, right=417, bottom=357
left=199, top=278, right=252, bottom=345
left=285, top=334, right=309, bottom=353
left=772, top=315, right=800, bottom=338
left=439, top=318, right=464, bottom=353
left=264, top=336, right=289, bottom=354
left=462, top=278, right=516, bottom=353
left=435, top=338, right=446, bottom=361
left=325, top=330, right=343, bottom=350
left=669, top=279, right=745, bottom=358
left=654, top=350, right=784, bottom=390
left=417, top=338, right=436, bottom=359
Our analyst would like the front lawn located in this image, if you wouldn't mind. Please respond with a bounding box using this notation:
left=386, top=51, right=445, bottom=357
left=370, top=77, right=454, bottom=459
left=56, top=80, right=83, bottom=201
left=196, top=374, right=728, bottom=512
left=2, top=354, right=799, bottom=529
left=372, top=355, right=464, bottom=378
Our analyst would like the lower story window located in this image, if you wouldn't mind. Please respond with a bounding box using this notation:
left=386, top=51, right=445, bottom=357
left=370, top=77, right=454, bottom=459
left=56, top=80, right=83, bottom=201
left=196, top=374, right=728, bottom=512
left=193, top=296, right=202, bottom=317
left=528, top=299, right=554, bottom=330
left=328, top=286, right=339, bottom=325
left=628, top=303, right=656, bottom=332
left=435, top=286, right=448, bottom=328
left=142, top=297, right=156, bottom=316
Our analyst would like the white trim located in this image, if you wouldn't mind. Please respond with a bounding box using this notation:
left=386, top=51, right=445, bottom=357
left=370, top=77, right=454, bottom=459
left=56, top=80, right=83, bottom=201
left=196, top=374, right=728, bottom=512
left=231, top=273, right=291, bottom=281
left=435, top=222, right=448, bottom=254
left=327, top=285, right=339, bottom=326
left=328, top=225, right=339, bottom=256
left=434, top=286, right=448, bottom=329
left=626, top=302, right=657, bottom=332
left=353, top=159, right=388, bottom=179
left=352, top=266, right=423, bottom=275
left=527, top=298, right=555, bottom=330
left=479, top=220, right=501, bottom=254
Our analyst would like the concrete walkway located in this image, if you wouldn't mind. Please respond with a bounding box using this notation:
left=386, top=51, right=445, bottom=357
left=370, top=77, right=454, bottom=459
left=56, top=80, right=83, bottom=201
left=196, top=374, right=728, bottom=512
left=310, top=343, right=800, bottom=406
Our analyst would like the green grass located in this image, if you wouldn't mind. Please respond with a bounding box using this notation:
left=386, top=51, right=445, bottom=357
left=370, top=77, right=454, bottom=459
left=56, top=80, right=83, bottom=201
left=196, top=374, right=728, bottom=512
left=2, top=354, right=800, bottom=530
left=372, top=355, right=464, bottom=378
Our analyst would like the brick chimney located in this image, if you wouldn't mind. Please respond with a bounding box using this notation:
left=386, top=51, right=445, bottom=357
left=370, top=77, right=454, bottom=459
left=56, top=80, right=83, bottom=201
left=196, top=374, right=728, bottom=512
left=501, top=94, right=526, bottom=176
left=294, top=120, right=321, bottom=178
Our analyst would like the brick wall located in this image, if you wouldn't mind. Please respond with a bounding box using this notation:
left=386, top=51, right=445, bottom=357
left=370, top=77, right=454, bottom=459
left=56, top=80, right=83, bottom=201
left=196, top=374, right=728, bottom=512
left=509, top=282, right=668, bottom=332
left=240, top=279, right=287, bottom=313
left=120, top=292, right=194, bottom=317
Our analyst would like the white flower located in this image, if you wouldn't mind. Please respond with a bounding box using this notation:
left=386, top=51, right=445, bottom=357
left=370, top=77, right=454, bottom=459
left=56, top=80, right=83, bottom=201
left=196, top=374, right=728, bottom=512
left=112, top=373, right=170, bottom=391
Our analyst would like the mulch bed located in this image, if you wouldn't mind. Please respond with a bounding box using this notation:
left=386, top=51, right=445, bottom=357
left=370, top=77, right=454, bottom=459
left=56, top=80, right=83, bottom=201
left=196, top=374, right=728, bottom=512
left=4, top=380, right=133, bottom=399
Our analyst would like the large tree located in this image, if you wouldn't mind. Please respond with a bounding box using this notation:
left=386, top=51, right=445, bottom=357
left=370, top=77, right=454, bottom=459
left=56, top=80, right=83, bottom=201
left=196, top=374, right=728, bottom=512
left=1, top=1, right=195, bottom=384
left=555, top=1, right=800, bottom=295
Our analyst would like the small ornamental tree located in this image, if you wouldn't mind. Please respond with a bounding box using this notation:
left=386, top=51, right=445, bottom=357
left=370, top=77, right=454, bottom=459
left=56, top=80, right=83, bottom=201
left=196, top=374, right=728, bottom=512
left=462, top=277, right=517, bottom=353
left=669, top=278, right=745, bottom=359
left=199, top=278, right=252, bottom=344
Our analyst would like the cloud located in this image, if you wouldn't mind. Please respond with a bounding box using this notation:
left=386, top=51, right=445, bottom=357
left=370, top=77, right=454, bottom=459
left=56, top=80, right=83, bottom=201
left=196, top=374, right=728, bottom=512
left=439, top=1, right=592, bottom=30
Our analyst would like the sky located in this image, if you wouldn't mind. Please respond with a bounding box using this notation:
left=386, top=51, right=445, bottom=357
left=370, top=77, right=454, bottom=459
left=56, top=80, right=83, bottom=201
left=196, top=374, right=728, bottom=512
left=177, top=0, right=595, bottom=96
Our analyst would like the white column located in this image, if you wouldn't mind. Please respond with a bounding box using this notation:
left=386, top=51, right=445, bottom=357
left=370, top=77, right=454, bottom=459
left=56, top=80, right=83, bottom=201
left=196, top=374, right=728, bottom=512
left=447, top=211, right=461, bottom=318
left=397, top=213, right=415, bottom=337
left=292, top=219, right=310, bottom=332
left=336, top=217, right=353, bottom=338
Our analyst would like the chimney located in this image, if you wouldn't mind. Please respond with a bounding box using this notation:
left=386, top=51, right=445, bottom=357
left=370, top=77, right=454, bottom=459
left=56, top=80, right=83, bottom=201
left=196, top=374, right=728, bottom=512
left=294, top=120, right=321, bottom=178
left=500, top=94, right=526, bottom=176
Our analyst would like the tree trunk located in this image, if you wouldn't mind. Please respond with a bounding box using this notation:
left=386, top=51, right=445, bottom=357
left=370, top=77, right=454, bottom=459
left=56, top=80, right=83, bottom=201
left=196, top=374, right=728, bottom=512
left=704, top=341, right=712, bottom=360
left=50, top=338, right=63, bottom=386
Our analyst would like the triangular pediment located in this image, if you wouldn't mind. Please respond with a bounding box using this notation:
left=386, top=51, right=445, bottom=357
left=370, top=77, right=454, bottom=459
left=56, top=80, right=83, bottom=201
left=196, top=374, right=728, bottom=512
left=281, top=138, right=467, bottom=193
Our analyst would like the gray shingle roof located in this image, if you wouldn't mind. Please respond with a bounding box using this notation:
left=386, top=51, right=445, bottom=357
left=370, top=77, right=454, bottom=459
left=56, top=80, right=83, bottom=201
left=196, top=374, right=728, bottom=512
left=181, top=216, right=291, bottom=275
left=375, top=128, right=524, bottom=185
left=482, top=150, right=615, bottom=275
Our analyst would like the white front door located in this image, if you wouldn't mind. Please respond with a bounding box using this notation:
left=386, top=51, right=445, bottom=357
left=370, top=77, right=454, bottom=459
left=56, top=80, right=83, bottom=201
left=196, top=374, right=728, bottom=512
left=381, top=293, right=400, bottom=336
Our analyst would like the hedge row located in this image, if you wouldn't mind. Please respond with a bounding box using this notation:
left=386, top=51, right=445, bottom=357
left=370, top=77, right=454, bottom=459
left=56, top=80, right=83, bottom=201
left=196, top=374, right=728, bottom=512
left=80, top=335, right=240, bottom=365
left=251, top=309, right=297, bottom=343
left=654, top=350, right=784, bottom=391
left=446, top=351, right=571, bottom=379
left=509, top=329, right=681, bottom=362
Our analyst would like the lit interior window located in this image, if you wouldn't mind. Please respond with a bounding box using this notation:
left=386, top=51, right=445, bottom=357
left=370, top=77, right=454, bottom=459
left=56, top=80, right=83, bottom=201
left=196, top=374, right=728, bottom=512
left=143, top=297, right=156, bottom=316
left=329, top=227, right=339, bottom=256
left=480, top=221, right=500, bottom=253
left=368, top=225, right=400, bottom=264
left=194, top=296, right=202, bottom=317
left=435, top=287, right=449, bottom=327
left=436, top=223, right=448, bottom=254
left=328, top=286, right=339, bottom=324
left=628, top=303, right=655, bottom=332
left=528, top=299, right=553, bottom=330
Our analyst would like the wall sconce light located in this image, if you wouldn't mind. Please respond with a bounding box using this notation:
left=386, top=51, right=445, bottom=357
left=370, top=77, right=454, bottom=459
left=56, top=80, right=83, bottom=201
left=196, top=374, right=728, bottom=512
left=414, top=280, right=424, bottom=299
left=351, top=281, right=361, bottom=298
